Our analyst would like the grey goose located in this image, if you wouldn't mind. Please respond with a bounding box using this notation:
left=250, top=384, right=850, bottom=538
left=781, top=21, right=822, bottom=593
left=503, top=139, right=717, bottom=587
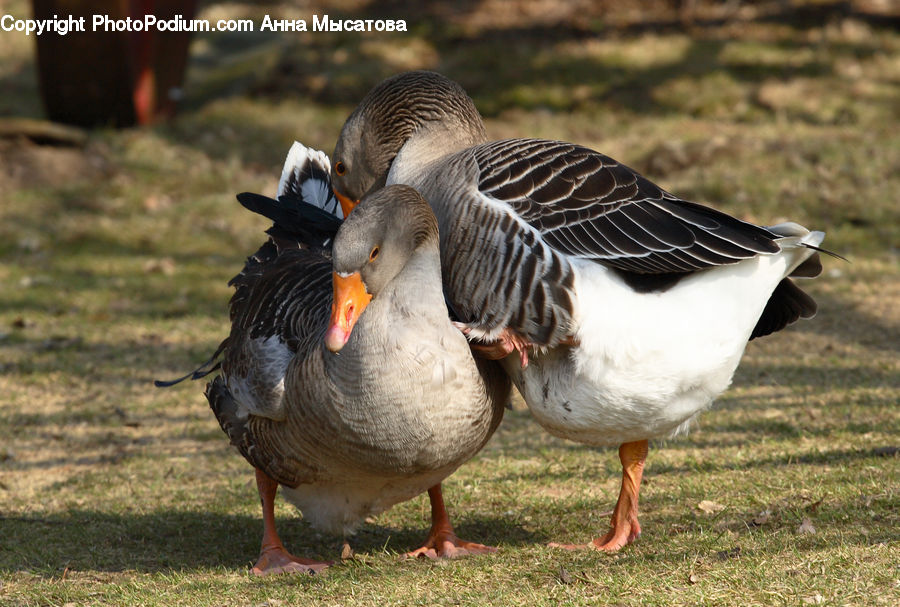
left=169, top=143, right=510, bottom=574
left=329, top=71, right=832, bottom=552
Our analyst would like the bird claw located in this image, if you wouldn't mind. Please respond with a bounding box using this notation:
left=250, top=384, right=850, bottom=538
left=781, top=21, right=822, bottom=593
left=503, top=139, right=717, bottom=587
left=451, top=321, right=472, bottom=335
left=453, top=324, right=533, bottom=368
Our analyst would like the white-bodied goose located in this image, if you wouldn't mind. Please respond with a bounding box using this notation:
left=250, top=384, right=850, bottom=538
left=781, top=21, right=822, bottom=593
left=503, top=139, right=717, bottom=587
left=182, top=143, right=509, bottom=573
left=330, top=71, right=832, bottom=552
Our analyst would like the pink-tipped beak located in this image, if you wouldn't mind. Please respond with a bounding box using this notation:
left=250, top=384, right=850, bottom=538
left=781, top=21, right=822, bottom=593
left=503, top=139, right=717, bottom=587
left=325, top=271, right=372, bottom=352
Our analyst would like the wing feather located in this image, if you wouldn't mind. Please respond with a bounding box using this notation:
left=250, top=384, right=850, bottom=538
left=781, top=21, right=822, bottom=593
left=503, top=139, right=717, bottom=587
left=474, top=139, right=780, bottom=274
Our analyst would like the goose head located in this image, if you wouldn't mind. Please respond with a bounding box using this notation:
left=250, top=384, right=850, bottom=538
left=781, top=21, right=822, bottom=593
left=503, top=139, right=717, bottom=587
left=331, top=70, right=486, bottom=215
left=325, top=184, right=439, bottom=352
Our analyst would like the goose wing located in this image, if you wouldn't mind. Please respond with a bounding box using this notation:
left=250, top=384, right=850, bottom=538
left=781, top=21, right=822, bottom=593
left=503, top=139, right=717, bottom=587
left=207, top=250, right=332, bottom=488
left=223, top=247, right=332, bottom=421
left=431, top=139, right=782, bottom=346
left=473, top=139, right=780, bottom=273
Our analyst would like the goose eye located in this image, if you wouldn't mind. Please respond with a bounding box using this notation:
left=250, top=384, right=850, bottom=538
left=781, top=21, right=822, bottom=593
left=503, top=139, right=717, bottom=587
left=369, top=246, right=379, bottom=262
left=334, top=161, right=346, bottom=176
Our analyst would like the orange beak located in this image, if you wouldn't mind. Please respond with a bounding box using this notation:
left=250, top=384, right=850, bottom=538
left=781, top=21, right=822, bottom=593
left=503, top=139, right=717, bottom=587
left=325, top=271, right=372, bottom=352
left=333, top=187, right=359, bottom=217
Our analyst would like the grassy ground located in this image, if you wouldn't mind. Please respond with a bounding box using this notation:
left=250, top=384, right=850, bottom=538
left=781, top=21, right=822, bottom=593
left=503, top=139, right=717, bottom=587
left=1, top=1, right=898, bottom=605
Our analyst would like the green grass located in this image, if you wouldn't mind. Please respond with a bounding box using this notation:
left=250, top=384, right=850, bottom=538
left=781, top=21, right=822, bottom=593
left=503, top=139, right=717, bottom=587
left=1, top=1, right=898, bottom=605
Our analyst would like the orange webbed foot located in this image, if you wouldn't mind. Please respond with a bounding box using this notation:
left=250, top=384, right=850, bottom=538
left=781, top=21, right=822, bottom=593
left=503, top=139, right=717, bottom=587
left=251, top=546, right=332, bottom=576
left=404, top=529, right=498, bottom=560
left=549, top=517, right=641, bottom=553
left=405, top=484, right=498, bottom=560
left=251, top=468, right=333, bottom=576
left=589, top=518, right=641, bottom=552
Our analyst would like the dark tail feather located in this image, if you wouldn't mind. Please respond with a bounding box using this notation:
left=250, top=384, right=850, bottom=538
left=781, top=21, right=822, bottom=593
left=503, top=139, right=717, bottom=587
left=791, top=252, right=823, bottom=278
left=237, top=192, right=342, bottom=250
left=750, top=278, right=818, bottom=340
left=153, top=339, right=227, bottom=388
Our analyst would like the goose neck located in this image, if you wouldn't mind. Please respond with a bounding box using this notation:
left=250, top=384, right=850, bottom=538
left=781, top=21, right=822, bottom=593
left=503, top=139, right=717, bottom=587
left=390, top=121, right=485, bottom=183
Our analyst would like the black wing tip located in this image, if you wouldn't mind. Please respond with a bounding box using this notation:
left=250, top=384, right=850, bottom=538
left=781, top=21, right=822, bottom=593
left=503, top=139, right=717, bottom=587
left=804, top=242, right=849, bottom=263
left=153, top=362, right=222, bottom=388
left=153, top=377, right=183, bottom=388
left=153, top=341, right=227, bottom=388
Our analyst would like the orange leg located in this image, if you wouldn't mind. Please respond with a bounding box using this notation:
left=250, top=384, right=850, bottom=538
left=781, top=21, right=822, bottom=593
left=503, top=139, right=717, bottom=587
left=551, top=440, right=649, bottom=552
left=404, top=484, right=498, bottom=559
left=250, top=468, right=332, bottom=576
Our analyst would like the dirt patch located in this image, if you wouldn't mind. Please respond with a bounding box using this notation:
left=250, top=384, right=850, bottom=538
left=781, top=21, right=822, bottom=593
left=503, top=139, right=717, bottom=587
left=0, top=137, right=107, bottom=192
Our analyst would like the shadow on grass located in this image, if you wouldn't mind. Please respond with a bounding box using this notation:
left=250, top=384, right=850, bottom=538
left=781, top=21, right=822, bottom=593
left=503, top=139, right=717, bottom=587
left=0, top=509, right=539, bottom=575
left=492, top=444, right=897, bottom=486
left=793, top=292, right=900, bottom=355
left=0, top=331, right=225, bottom=391
left=648, top=444, right=898, bottom=476
left=142, top=0, right=897, bottom=169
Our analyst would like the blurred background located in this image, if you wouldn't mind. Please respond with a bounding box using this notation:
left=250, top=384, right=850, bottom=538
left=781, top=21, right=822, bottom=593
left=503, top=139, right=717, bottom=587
left=0, top=1, right=898, bottom=603
left=3, top=0, right=899, bottom=247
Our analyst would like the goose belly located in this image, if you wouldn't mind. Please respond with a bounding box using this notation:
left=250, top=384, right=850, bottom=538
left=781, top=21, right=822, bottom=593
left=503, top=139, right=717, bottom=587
left=509, top=344, right=736, bottom=445
left=509, top=255, right=796, bottom=445
left=315, top=327, right=496, bottom=476
left=281, top=467, right=455, bottom=536
left=278, top=327, right=498, bottom=534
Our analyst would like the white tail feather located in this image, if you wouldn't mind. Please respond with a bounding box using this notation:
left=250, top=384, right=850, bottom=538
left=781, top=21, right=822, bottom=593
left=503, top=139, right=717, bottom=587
left=277, top=141, right=342, bottom=218
left=767, top=222, right=826, bottom=249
